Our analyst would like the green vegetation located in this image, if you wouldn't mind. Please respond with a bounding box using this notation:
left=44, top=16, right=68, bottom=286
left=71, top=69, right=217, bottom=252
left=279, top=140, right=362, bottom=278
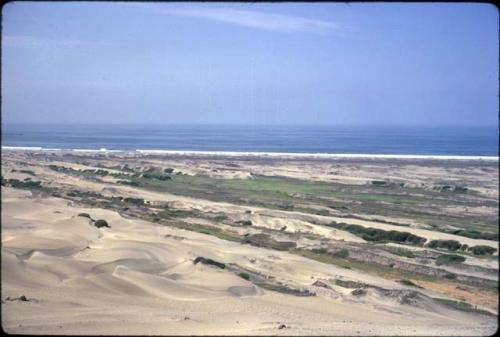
left=327, top=222, right=426, bottom=245
left=19, top=169, right=36, bottom=176
left=123, top=197, right=145, bottom=205
left=433, top=185, right=468, bottom=193
left=448, top=228, right=498, bottom=241
left=427, top=240, right=497, bottom=256
left=236, top=220, right=252, bottom=226
left=238, top=272, right=250, bottom=280
left=371, top=180, right=388, bottom=186
left=427, top=240, right=462, bottom=251
left=433, top=298, right=494, bottom=316
left=469, top=245, right=497, bottom=256
left=443, top=273, right=457, bottom=279
left=351, top=289, right=367, bottom=296
left=4, top=178, right=43, bottom=189
left=397, top=279, right=422, bottom=288
left=388, top=248, right=416, bottom=258
left=333, top=248, right=349, bottom=258
left=435, top=254, right=466, bottom=266
left=257, top=283, right=315, bottom=297
left=117, top=180, right=139, bottom=187
left=193, top=256, right=225, bottom=269
left=241, top=233, right=296, bottom=251
left=94, top=219, right=110, bottom=228
left=156, top=208, right=197, bottom=219
left=159, top=220, right=241, bottom=243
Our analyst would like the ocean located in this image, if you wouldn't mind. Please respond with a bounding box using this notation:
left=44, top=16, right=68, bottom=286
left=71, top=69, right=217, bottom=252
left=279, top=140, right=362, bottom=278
left=1, top=124, right=498, bottom=156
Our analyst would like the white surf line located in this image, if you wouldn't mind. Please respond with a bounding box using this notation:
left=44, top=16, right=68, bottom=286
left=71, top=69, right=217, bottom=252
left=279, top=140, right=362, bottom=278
left=2, top=146, right=498, bottom=161
left=135, top=150, right=499, bottom=161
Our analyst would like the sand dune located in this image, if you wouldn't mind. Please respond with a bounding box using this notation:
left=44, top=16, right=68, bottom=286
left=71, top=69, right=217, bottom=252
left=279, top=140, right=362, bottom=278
left=1, top=190, right=497, bottom=335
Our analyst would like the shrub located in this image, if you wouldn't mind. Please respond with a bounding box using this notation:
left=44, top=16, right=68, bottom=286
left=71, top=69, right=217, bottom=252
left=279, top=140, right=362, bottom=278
left=328, top=222, right=426, bottom=245
left=427, top=240, right=462, bottom=251
left=94, top=219, right=110, bottom=228
left=241, top=233, right=296, bottom=251
left=436, top=254, right=466, bottom=266
left=311, top=248, right=328, bottom=254
left=389, top=248, right=416, bottom=258
left=193, top=257, right=225, bottom=269
left=371, top=180, right=387, bottom=186
left=78, top=213, right=92, bottom=219
left=238, top=272, right=250, bottom=280
left=468, top=245, right=497, bottom=256
left=7, top=179, right=42, bottom=189
left=397, top=279, right=422, bottom=288
left=124, top=197, right=145, bottom=205
left=238, top=220, right=252, bottom=226
left=164, top=168, right=174, bottom=174
left=451, top=229, right=498, bottom=241
left=117, top=180, right=139, bottom=187
left=19, top=169, right=36, bottom=176
left=443, top=273, right=456, bottom=279
left=333, top=249, right=349, bottom=259
left=351, top=289, right=367, bottom=296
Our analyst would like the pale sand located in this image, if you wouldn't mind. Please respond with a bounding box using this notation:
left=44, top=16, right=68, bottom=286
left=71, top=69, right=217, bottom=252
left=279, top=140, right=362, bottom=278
left=1, top=189, right=497, bottom=335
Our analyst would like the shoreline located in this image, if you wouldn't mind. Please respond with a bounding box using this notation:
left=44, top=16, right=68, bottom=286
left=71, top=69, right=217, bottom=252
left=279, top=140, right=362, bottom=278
left=2, top=146, right=498, bottom=161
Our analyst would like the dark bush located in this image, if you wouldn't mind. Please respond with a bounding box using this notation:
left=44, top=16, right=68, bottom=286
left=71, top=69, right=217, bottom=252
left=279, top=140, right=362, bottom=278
left=451, top=229, right=498, bottom=241
left=443, top=273, right=457, bottom=279
left=241, top=233, right=296, bottom=251
left=193, top=257, right=225, bottom=269
left=468, top=245, right=497, bottom=256
left=310, top=248, right=328, bottom=254
left=164, top=168, right=174, bottom=174
left=351, top=289, right=367, bottom=296
left=397, top=279, right=422, bottom=288
left=436, top=254, right=466, bottom=266
left=7, top=179, right=42, bottom=189
left=333, top=249, right=349, bottom=259
left=328, top=223, right=426, bottom=245
left=78, top=213, right=92, bottom=219
left=19, top=169, right=36, bottom=176
left=389, top=248, right=416, bottom=258
left=427, top=240, right=462, bottom=251
left=124, top=197, right=145, bottom=205
left=238, top=272, right=250, bottom=280
left=94, top=219, right=110, bottom=228
left=117, top=180, right=139, bottom=187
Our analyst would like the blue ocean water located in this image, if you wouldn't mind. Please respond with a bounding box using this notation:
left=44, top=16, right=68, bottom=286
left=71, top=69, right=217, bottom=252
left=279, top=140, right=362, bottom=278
left=1, top=124, right=498, bottom=156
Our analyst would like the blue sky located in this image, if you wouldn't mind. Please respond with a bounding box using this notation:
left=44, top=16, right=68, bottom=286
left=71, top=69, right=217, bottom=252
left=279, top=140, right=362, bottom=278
left=2, top=2, right=498, bottom=126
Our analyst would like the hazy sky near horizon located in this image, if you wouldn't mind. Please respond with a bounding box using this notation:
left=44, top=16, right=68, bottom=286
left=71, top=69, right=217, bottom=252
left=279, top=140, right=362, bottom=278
left=2, top=2, right=498, bottom=126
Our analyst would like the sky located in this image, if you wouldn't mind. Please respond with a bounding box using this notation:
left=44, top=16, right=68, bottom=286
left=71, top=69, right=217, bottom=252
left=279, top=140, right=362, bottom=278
left=1, top=2, right=498, bottom=126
